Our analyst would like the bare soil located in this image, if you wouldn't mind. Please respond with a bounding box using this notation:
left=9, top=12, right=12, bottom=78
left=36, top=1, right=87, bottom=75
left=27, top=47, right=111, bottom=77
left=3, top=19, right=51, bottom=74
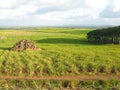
left=0, top=75, right=119, bottom=80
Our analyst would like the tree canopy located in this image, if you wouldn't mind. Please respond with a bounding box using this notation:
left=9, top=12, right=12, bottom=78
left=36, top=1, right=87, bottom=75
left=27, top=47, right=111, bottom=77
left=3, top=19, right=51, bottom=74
left=87, top=26, right=120, bottom=44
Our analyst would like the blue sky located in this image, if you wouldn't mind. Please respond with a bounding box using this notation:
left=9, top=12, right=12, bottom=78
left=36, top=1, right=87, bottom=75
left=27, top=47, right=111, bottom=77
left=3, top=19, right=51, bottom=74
left=0, top=0, right=120, bottom=26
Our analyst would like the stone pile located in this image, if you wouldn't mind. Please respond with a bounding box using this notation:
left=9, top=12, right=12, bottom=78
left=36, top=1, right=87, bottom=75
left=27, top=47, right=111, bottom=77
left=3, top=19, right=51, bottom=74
left=11, top=39, right=41, bottom=51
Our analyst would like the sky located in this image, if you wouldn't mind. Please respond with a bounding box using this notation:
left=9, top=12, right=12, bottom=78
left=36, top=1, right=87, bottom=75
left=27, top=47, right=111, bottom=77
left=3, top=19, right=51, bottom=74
left=0, top=0, right=120, bottom=27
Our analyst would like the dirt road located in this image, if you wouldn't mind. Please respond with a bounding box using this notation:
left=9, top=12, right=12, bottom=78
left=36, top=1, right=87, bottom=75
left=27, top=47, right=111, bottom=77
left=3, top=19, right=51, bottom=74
left=0, top=75, right=119, bottom=80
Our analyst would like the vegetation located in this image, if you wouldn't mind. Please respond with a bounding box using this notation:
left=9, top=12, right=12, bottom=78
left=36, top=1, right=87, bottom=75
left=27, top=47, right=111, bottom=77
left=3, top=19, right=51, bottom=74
left=87, top=26, right=120, bottom=44
left=0, top=27, right=120, bottom=89
left=0, top=79, right=120, bottom=89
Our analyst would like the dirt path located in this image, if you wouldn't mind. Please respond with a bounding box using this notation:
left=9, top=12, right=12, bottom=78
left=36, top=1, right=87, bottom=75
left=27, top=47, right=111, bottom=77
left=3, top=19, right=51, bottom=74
left=0, top=75, right=120, bottom=80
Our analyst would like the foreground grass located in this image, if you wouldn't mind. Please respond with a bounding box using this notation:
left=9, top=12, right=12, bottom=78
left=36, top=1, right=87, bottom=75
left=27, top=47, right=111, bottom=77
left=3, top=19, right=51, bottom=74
left=0, top=28, right=120, bottom=88
left=0, top=79, right=120, bottom=89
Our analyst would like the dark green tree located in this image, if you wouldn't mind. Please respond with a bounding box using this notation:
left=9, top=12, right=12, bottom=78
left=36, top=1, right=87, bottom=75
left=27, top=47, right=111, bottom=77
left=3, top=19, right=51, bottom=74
left=87, top=26, right=120, bottom=44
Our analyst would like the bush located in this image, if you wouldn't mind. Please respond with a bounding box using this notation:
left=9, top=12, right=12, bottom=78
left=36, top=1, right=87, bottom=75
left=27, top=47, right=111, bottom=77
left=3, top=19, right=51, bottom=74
left=87, top=26, right=120, bottom=44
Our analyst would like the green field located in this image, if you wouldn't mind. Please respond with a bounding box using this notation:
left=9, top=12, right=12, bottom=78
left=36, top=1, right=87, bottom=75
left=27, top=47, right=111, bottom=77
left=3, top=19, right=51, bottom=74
left=0, top=28, right=120, bottom=89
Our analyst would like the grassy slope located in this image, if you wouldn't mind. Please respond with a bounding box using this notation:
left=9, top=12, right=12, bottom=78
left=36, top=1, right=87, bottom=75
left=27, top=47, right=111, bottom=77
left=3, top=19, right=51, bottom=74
left=0, top=28, right=120, bottom=77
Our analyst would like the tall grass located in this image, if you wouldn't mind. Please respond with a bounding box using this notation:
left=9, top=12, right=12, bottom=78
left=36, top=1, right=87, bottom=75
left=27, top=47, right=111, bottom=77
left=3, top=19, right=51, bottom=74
left=0, top=80, right=120, bottom=89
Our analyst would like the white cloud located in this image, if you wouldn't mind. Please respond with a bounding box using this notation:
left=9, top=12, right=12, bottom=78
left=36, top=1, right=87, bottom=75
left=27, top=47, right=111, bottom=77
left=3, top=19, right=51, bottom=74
left=0, top=0, right=17, bottom=8
left=33, top=8, right=90, bottom=21
left=0, top=0, right=27, bottom=8
left=85, top=0, right=108, bottom=10
left=0, top=0, right=120, bottom=26
left=38, top=0, right=69, bottom=6
left=113, top=0, right=120, bottom=12
left=100, top=0, right=120, bottom=18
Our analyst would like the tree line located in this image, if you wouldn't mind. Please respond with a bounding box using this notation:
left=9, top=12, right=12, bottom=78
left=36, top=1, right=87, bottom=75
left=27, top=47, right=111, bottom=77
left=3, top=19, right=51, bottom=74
left=87, top=26, right=120, bottom=44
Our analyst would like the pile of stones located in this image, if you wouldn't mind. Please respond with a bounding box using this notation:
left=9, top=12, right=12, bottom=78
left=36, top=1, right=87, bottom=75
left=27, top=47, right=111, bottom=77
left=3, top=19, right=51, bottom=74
left=11, top=39, right=41, bottom=51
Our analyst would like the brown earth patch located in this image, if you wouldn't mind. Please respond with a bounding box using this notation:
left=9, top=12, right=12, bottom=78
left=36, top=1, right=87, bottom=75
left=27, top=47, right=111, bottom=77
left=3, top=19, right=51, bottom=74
left=0, top=75, right=119, bottom=80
